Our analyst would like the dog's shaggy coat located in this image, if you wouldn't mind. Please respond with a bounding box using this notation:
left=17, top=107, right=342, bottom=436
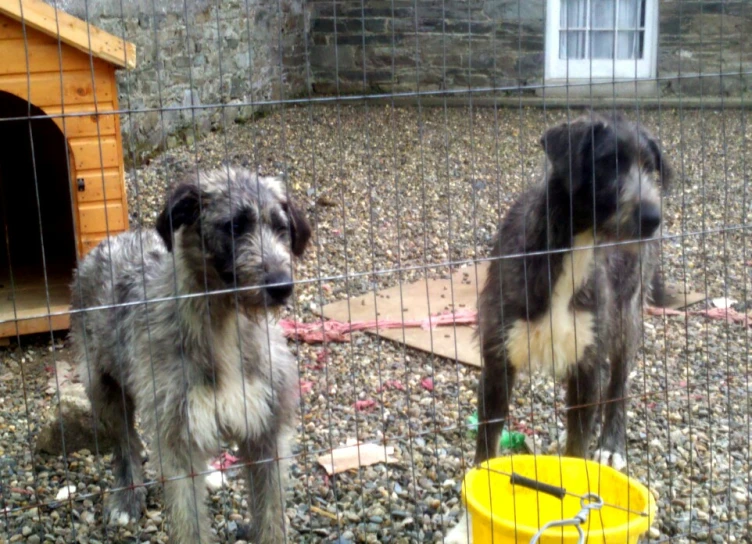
left=69, top=168, right=311, bottom=543
left=474, top=112, right=672, bottom=469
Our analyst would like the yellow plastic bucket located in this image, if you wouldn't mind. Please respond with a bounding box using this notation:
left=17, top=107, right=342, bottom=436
left=461, top=455, right=657, bottom=543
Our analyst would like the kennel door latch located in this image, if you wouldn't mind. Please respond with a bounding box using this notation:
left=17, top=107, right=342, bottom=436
left=77, top=178, right=85, bottom=192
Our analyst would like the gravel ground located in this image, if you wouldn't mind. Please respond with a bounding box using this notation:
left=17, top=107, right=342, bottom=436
left=1, top=104, right=751, bottom=543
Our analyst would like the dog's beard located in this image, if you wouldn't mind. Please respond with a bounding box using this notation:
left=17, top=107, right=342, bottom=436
left=236, top=293, right=286, bottom=322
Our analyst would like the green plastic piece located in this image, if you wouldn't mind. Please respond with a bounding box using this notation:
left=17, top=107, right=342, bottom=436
left=500, top=429, right=527, bottom=449
left=467, top=412, right=479, bottom=433
left=467, top=411, right=527, bottom=451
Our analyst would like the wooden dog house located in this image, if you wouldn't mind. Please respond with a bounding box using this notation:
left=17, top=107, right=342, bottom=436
left=0, top=0, right=135, bottom=340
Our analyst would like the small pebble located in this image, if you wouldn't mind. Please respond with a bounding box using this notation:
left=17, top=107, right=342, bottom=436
left=55, top=485, right=76, bottom=501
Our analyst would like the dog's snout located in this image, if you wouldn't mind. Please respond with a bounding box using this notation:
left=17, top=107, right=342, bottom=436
left=264, top=271, right=293, bottom=304
left=637, top=204, right=661, bottom=235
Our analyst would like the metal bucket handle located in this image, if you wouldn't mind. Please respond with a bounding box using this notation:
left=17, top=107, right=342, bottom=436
left=509, top=472, right=604, bottom=544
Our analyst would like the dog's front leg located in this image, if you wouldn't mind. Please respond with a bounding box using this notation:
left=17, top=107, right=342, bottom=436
left=593, top=313, right=638, bottom=472
left=474, top=352, right=517, bottom=465
left=160, top=443, right=212, bottom=543
left=564, top=349, right=602, bottom=459
left=239, top=433, right=290, bottom=544
left=592, top=356, right=630, bottom=471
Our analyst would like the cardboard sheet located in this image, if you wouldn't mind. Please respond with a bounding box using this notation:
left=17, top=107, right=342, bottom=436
left=320, top=263, right=486, bottom=367
left=318, top=262, right=705, bottom=368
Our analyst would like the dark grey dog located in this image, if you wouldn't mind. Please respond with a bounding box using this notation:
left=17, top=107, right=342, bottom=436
left=69, top=168, right=311, bottom=543
left=474, top=112, right=672, bottom=470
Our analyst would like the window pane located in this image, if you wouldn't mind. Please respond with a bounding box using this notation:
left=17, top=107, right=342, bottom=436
left=591, top=31, right=614, bottom=59
left=561, top=0, right=588, bottom=29
left=618, top=0, right=641, bottom=28
left=591, top=0, right=616, bottom=29
left=560, top=31, right=588, bottom=59
left=616, top=30, right=644, bottom=59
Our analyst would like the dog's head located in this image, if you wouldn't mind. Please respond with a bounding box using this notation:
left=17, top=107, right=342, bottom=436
left=156, top=168, right=311, bottom=308
left=540, top=112, right=672, bottom=243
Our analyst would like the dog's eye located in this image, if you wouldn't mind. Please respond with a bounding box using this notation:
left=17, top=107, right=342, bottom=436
left=222, top=212, right=253, bottom=237
left=640, top=155, right=656, bottom=174
left=271, top=214, right=289, bottom=236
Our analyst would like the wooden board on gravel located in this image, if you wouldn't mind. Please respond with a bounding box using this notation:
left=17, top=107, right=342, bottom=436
left=318, top=262, right=706, bottom=368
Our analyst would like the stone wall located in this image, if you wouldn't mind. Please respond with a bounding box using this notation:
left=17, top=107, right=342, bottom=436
left=57, top=0, right=309, bottom=159
left=307, top=0, right=752, bottom=97
left=660, top=1, right=752, bottom=96
left=46, top=0, right=752, bottom=156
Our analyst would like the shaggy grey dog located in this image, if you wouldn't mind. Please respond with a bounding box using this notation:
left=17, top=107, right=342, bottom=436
left=69, top=168, right=311, bottom=543
left=474, top=112, right=672, bottom=470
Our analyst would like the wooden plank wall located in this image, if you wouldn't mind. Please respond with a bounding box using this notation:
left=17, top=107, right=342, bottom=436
left=0, top=13, right=129, bottom=257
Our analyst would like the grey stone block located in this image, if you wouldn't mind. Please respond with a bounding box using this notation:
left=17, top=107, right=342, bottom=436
left=312, top=17, right=388, bottom=34
left=516, top=53, right=545, bottom=78
left=482, top=0, right=546, bottom=22
left=310, top=45, right=358, bottom=70
left=443, top=21, right=495, bottom=35
left=334, top=33, right=395, bottom=46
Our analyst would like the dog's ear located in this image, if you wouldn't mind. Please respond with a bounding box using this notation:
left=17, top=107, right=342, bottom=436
left=641, top=133, right=673, bottom=194
left=283, top=200, right=311, bottom=257
left=540, top=120, right=611, bottom=193
left=539, top=122, right=571, bottom=167
left=156, top=183, right=206, bottom=252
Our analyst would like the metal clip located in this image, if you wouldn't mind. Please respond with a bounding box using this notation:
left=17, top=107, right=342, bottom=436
left=530, top=493, right=604, bottom=544
left=77, top=178, right=86, bottom=192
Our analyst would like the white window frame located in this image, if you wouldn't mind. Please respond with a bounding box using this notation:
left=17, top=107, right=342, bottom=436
left=545, top=0, right=659, bottom=81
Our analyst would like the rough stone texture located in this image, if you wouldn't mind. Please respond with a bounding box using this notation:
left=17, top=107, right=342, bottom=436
left=34, top=387, right=118, bottom=456
left=41, top=0, right=752, bottom=156
left=307, top=0, right=543, bottom=94
left=35, top=364, right=116, bottom=455
left=307, top=0, right=752, bottom=97
left=659, top=1, right=752, bottom=96
left=55, top=0, right=309, bottom=159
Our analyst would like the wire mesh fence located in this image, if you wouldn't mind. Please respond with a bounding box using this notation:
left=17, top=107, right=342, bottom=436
left=0, top=0, right=750, bottom=543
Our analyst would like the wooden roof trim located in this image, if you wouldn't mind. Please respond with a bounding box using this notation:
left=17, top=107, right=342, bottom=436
left=0, top=0, right=136, bottom=69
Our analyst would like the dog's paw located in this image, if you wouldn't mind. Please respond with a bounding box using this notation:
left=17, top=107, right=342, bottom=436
left=445, top=511, right=473, bottom=544
left=592, top=448, right=627, bottom=471
left=107, top=508, right=134, bottom=527
left=105, top=488, right=145, bottom=527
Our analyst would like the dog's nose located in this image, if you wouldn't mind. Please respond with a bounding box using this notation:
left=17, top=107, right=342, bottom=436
left=264, top=271, right=293, bottom=304
left=638, top=205, right=662, bottom=235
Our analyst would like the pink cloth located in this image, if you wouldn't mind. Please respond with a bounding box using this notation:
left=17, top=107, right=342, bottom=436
left=282, top=304, right=749, bottom=345
left=646, top=305, right=751, bottom=327
left=279, top=308, right=479, bottom=344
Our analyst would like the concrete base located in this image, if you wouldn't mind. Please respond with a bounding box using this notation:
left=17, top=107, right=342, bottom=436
left=537, top=79, right=660, bottom=98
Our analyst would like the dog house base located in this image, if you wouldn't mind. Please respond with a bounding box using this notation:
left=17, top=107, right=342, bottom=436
left=0, top=269, right=71, bottom=341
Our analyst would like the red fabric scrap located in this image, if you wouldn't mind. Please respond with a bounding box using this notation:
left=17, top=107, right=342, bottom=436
left=644, top=305, right=684, bottom=317
left=646, top=305, right=752, bottom=327
left=211, top=452, right=240, bottom=471
left=378, top=380, right=406, bottom=392
left=282, top=303, right=750, bottom=346
left=279, top=308, right=479, bottom=344
left=354, top=399, right=376, bottom=411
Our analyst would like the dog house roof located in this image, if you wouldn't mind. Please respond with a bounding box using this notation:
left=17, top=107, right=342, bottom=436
left=0, top=0, right=136, bottom=69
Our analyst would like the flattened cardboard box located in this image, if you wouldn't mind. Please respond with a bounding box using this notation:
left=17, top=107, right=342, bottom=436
left=318, top=262, right=705, bottom=368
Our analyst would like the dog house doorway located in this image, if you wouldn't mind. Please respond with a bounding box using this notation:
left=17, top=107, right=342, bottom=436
left=0, top=91, right=77, bottom=338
